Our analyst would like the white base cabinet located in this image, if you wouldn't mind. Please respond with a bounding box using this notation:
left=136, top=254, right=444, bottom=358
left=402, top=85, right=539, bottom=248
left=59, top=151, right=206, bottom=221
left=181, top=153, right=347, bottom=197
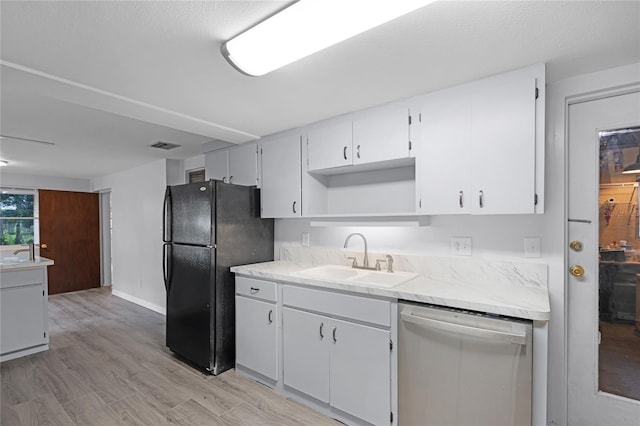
left=235, top=277, right=278, bottom=381
left=0, top=267, right=49, bottom=362
left=234, top=275, right=397, bottom=426
left=282, top=285, right=393, bottom=425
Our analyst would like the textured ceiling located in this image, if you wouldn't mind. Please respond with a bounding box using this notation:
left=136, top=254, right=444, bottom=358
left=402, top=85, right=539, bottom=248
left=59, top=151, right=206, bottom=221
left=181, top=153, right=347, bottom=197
left=1, top=1, right=639, bottom=179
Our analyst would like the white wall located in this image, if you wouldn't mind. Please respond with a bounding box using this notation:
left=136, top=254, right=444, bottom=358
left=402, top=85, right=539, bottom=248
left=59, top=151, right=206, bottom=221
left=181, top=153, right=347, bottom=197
left=274, top=63, right=640, bottom=426
left=0, top=172, right=91, bottom=192
left=92, top=159, right=167, bottom=314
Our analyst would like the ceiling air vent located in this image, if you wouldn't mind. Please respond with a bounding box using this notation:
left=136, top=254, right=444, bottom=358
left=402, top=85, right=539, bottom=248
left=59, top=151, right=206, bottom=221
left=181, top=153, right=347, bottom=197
left=150, top=141, right=181, bottom=150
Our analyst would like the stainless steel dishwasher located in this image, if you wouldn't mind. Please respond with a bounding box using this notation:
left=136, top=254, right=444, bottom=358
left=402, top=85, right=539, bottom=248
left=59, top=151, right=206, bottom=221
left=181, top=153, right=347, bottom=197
left=398, top=301, right=532, bottom=426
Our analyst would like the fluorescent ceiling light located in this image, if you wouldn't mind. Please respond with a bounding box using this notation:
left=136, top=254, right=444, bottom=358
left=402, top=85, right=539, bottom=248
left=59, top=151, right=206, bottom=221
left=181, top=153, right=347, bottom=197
left=0, top=160, right=9, bottom=167
left=222, top=0, right=436, bottom=76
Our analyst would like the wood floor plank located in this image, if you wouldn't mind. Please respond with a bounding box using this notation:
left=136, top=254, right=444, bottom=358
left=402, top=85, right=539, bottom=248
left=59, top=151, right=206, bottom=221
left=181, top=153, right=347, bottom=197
left=10, top=393, right=76, bottom=426
left=1, top=287, right=339, bottom=426
left=61, top=391, right=122, bottom=426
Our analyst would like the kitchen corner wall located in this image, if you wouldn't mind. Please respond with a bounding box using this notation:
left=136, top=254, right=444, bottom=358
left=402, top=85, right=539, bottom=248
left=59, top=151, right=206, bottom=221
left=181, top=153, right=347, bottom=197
left=92, top=159, right=168, bottom=314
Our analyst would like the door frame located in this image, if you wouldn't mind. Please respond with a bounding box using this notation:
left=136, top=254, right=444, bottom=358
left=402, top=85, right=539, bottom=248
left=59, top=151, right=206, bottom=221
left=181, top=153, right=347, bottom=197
left=563, top=69, right=640, bottom=424
left=99, top=190, right=112, bottom=287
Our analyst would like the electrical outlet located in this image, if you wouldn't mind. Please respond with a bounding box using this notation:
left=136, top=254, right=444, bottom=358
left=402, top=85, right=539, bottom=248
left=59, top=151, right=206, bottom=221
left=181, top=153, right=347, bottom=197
left=451, top=237, right=472, bottom=256
left=302, top=232, right=310, bottom=247
left=524, top=237, right=541, bottom=258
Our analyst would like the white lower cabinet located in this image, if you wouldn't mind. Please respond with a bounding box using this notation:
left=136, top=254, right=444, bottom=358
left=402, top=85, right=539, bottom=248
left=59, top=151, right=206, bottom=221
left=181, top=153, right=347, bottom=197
left=282, top=289, right=392, bottom=426
left=235, top=296, right=278, bottom=380
left=235, top=277, right=278, bottom=381
left=234, top=276, right=395, bottom=425
left=0, top=267, right=49, bottom=362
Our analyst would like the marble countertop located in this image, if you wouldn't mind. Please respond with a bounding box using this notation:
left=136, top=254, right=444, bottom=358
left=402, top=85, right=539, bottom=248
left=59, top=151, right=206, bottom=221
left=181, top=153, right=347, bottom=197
left=231, top=258, right=550, bottom=321
left=0, top=256, right=54, bottom=271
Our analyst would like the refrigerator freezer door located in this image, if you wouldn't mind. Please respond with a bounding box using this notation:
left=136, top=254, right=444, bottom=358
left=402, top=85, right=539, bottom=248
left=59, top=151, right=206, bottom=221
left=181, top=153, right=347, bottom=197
left=167, top=181, right=214, bottom=246
left=166, top=244, right=215, bottom=370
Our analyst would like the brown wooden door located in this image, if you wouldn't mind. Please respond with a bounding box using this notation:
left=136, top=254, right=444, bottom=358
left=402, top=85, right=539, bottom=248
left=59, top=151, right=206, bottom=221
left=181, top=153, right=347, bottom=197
left=39, top=190, right=100, bottom=295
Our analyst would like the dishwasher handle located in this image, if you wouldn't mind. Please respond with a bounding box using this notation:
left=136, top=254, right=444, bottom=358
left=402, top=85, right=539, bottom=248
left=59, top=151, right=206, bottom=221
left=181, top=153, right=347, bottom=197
left=400, top=311, right=527, bottom=346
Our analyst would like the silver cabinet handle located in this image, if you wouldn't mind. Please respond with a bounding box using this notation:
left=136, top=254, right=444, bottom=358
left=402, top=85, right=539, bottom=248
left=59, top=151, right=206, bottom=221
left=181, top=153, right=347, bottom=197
left=400, top=312, right=527, bottom=345
left=268, top=309, right=273, bottom=324
left=229, top=176, right=233, bottom=183
left=356, top=144, right=360, bottom=159
left=332, top=326, right=337, bottom=343
left=479, top=190, right=484, bottom=208
left=250, top=287, right=260, bottom=294
left=459, top=190, right=463, bottom=208
left=343, top=146, right=347, bottom=160
left=319, top=322, right=324, bottom=339
left=222, top=176, right=226, bottom=183
left=292, top=201, right=297, bottom=214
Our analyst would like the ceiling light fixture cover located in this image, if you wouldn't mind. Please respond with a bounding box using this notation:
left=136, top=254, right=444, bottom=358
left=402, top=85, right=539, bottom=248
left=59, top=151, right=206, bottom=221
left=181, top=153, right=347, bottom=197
left=222, top=0, right=436, bottom=76
left=0, top=160, right=9, bottom=167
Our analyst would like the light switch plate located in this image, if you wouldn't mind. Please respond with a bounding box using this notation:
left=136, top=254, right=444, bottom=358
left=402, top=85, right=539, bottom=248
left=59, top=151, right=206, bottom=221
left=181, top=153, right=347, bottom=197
left=451, top=237, right=472, bottom=256
left=524, top=237, right=541, bottom=258
left=302, top=232, right=310, bottom=247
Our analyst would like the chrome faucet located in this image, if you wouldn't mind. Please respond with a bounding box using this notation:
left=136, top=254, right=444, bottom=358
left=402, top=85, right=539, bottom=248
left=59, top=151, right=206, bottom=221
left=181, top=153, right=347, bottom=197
left=344, top=233, right=373, bottom=270
left=13, top=243, right=36, bottom=261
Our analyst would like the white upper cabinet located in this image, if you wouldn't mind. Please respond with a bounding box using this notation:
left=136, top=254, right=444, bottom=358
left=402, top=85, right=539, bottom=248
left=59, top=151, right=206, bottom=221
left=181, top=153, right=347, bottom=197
left=470, top=69, right=537, bottom=214
left=260, top=134, right=302, bottom=218
left=419, top=64, right=544, bottom=215
left=420, top=85, right=472, bottom=214
left=352, top=107, right=411, bottom=166
left=205, top=143, right=258, bottom=186
left=228, top=142, right=258, bottom=186
left=307, top=121, right=353, bottom=172
left=205, top=149, right=228, bottom=182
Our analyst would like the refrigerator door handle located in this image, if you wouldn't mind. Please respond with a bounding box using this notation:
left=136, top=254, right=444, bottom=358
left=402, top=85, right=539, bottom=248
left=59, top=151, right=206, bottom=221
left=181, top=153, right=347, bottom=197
left=163, top=186, right=172, bottom=242
left=163, top=243, right=172, bottom=292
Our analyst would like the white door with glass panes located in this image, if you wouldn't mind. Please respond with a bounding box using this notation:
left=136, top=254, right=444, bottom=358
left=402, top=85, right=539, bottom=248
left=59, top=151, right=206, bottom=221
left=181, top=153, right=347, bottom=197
left=260, top=135, right=302, bottom=218
left=307, top=121, right=353, bottom=171
left=568, top=89, right=640, bottom=425
left=228, top=143, right=258, bottom=186
left=352, top=107, right=410, bottom=166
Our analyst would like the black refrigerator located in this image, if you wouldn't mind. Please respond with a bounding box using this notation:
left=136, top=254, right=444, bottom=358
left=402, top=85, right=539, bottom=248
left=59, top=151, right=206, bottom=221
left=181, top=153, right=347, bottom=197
left=162, top=180, right=274, bottom=375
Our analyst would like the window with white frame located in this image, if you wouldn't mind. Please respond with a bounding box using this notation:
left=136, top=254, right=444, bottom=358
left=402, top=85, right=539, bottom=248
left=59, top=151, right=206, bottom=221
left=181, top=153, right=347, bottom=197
left=0, top=189, right=38, bottom=246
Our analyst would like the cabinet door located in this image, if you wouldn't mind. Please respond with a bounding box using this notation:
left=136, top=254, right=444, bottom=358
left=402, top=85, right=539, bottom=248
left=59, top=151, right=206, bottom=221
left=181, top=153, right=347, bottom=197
left=330, top=318, right=391, bottom=426
left=353, top=107, right=410, bottom=165
left=0, top=284, right=46, bottom=354
left=470, top=68, right=537, bottom=214
left=205, top=149, right=229, bottom=182
left=282, top=307, right=330, bottom=403
left=420, top=85, right=472, bottom=214
left=228, top=143, right=258, bottom=186
left=307, top=121, right=353, bottom=171
left=235, top=296, right=278, bottom=380
left=260, top=135, right=302, bottom=218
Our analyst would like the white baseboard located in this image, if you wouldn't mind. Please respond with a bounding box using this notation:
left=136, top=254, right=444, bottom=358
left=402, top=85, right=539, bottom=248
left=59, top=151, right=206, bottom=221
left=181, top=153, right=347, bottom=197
left=111, top=290, right=166, bottom=315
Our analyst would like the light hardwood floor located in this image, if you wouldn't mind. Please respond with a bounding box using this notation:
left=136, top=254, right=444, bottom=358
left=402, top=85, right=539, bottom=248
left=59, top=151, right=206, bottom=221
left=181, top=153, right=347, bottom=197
left=1, top=287, right=341, bottom=426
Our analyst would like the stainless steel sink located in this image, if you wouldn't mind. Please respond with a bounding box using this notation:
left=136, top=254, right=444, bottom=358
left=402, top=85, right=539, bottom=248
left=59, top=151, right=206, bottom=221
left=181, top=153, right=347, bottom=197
left=295, top=265, right=418, bottom=288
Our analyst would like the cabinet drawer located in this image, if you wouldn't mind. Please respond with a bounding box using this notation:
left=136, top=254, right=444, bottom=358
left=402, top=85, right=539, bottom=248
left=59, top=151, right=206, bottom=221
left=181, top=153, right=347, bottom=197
left=0, top=268, right=45, bottom=289
left=283, top=285, right=390, bottom=327
left=236, top=276, right=277, bottom=302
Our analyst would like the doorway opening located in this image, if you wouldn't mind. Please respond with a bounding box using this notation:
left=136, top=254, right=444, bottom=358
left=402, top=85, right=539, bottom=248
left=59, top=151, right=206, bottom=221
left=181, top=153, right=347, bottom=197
left=598, top=126, right=640, bottom=400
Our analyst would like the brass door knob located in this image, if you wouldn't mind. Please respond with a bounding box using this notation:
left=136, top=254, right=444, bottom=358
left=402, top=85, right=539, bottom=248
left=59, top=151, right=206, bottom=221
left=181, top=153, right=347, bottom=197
left=569, top=241, right=583, bottom=251
left=570, top=264, right=585, bottom=277
left=41, top=243, right=48, bottom=249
